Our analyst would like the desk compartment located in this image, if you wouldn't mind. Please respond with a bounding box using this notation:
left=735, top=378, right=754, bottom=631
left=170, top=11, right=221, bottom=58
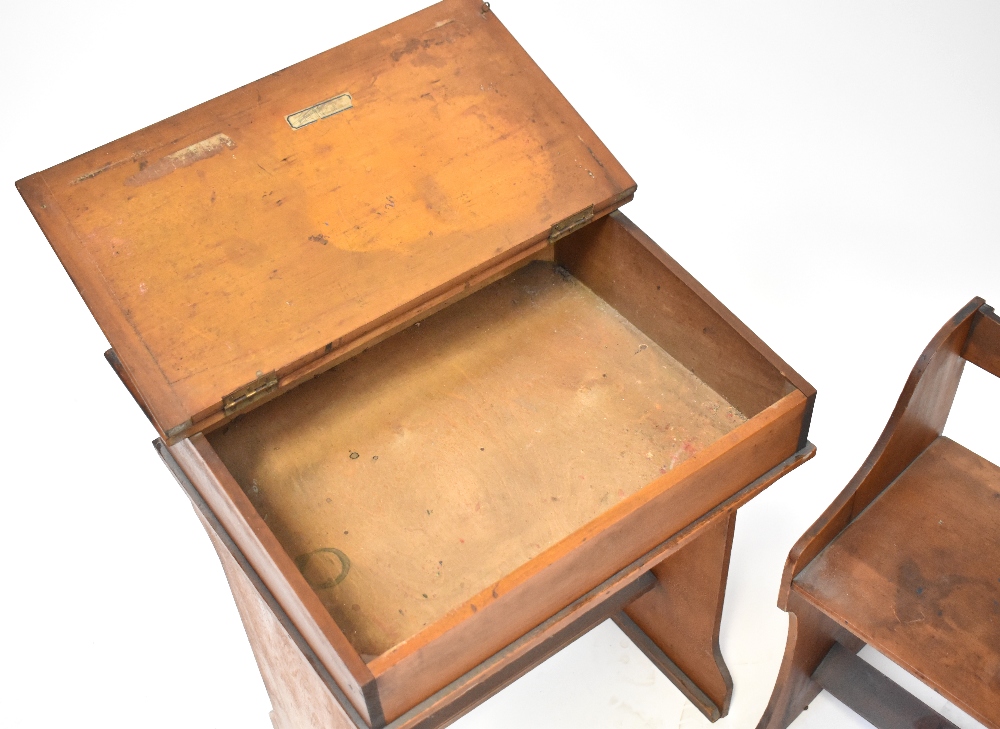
left=171, top=212, right=811, bottom=723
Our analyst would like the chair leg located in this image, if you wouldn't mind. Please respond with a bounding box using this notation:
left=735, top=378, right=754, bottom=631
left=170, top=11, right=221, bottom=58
left=756, top=591, right=864, bottom=729
left=614, top=510, right=737, bottom=721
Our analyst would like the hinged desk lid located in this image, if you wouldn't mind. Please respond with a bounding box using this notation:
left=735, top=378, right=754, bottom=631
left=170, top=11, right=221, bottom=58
left=17, top=0, right=635, bottom=442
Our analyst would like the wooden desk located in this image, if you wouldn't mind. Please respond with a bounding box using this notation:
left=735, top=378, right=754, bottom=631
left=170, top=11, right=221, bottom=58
left=16, top=1, right=815, bottom=725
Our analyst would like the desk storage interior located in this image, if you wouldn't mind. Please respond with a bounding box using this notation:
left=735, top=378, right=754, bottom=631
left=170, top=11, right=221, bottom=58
left=16, top=0, right=815, bottom=726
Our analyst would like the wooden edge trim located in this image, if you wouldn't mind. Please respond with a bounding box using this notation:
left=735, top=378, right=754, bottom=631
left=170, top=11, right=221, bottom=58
left=105, top=348, right=155, bottom=426
left=612, top=612, right=720, bottom=722
left=155, top=438, right=372, bottom=729
left=606, top=211, right=815, bottom=400
left=165, top=435, right=383, bottom=727
left=371, top=391, right=809, bottom=678
left=711, top=512, right=737, bottom=718
left=962, top=303, right=1000, bottom=379
left=794, top=583, right=998, bottom=729
left=778, top=297, right=984, bottom=609
left=812, top=643, right=960, bottom=729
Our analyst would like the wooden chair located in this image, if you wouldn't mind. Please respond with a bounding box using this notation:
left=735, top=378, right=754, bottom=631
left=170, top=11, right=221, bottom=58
left=757, top=298, right=1000, bottom=729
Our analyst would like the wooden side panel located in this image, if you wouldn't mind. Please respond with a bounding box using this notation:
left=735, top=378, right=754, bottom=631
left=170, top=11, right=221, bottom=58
left=168, top=436, right=383, bottom=727
left=779, top=298, right=983, bottom=606
left=372, top=391, right=808, bottom=721
left=556, top=212, right=806, bottom=418
left=619, top=509, right=736, bottom=720
left=964, top=304, right=1000, bottom=378
left=755, top=592, right=865, bottom=729
left=201, top=514, right=358, bottom=729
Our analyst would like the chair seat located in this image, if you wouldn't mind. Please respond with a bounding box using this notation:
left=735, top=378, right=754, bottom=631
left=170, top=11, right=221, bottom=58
left=793, top=436, right=1000, bottom=727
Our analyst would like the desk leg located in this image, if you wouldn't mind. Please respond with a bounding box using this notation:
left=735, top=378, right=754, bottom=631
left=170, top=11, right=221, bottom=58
left=755, top=591, right=864, bottom=729
left=613, top=510, right=737, bottom=722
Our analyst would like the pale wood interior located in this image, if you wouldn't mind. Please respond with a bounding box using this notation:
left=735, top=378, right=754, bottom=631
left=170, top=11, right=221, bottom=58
left=208, top=261, right=748, bottom=659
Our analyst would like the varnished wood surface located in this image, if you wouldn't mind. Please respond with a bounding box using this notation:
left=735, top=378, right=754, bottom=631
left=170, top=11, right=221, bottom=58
left=168, top=435, right=382, bottom=725
left=256, top=387, right=808, bottom=721
left=209, top=261, right=748, bottom=658
left=619, top=510, right=736, bottom=721
left=755, top=592, right=865, bottom=729
left=759, top=298, right=1000, bottom=729
left=794, top=437, right=1000, bottom=729
left=203, top=514, right=358, bottom=729
left=558, top=213, right=804, bottom=419
left=16, top=0, right=633, bottom=440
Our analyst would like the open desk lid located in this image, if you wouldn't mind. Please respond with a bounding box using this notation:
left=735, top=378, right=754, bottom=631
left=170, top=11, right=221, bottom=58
left=17, top=0, right=635, bottom=442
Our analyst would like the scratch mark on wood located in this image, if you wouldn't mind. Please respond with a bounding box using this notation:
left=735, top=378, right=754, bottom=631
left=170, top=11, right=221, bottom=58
left=72, top=149, right=151, bottom=185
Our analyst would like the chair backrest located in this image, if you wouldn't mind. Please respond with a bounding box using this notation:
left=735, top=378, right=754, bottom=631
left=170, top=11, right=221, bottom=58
left=779, top=297, right=996, bottom=607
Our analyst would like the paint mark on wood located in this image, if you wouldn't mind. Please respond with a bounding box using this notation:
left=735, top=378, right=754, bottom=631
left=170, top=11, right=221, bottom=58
left=124, top=133, right=236, bottom=187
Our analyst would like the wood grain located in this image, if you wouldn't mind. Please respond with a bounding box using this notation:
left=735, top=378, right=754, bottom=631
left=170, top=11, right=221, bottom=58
left=755, top=592, right=865, bottom=729
left=794, top=437, right=1000, bottom=729
left=618, top=509, right=736, bottom=721
left=16, top=0, right=634, bottom=440
left=557, top=213, right=808, bottom=419
left=202, top=513, right=358, bottom=729
left=208, top=261, right=748, bottom=658
left=761, top=298, right=1000, bottom=729
left=167, top=436, right=384, bottom=726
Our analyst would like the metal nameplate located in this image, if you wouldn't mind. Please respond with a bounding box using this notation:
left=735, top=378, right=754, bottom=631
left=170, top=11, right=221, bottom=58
left=286, top=93, right=353, bottom=130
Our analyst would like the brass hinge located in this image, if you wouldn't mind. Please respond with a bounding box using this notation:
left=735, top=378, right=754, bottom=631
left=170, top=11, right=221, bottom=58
left=549, top=204, right=594, bottom=242
left=223, top=371, right=279, bottom=416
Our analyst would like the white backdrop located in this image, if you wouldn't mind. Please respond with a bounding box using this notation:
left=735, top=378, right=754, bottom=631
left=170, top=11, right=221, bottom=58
left=1, top=2, right=997, bottom=727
